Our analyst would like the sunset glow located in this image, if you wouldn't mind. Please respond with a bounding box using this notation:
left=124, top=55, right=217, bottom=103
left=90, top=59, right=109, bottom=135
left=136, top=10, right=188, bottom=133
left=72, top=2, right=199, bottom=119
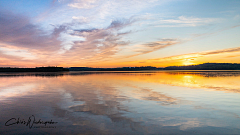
left=0, top=0, right=240, bottom=67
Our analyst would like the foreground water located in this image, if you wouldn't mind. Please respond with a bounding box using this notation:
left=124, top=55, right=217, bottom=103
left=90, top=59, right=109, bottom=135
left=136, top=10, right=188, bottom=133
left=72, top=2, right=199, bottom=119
left=0, top=71, right=240, bottom=134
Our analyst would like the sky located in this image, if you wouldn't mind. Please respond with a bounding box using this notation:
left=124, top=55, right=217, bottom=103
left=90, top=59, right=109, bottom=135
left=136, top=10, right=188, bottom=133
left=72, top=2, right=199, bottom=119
left=0, top=0, right=240, bottom=68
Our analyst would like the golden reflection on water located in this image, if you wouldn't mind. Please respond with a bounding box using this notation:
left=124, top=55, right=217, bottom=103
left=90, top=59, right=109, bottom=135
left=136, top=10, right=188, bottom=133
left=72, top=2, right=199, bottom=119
left=94, top=71, right=240, bottom=93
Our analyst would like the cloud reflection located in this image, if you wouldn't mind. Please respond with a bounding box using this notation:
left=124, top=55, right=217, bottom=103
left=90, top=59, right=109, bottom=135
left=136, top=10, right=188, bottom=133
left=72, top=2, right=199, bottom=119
left=1, top=71, right=240, bottom=134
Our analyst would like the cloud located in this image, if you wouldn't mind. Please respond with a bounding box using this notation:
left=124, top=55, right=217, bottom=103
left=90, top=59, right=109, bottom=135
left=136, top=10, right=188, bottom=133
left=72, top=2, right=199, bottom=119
left=61, top=19, right=135, bottom=62
left=115, top=38, right=180, bottom=59
left=68, top=0, right=97, bottom=9
left=202, top=47, right=240, bottom=55
left=148, top=47, right=240, bottom=62
left=0, top=49, right=42, bottom=67
left=107, top=18, right=137, bottom=29
left=0, top=10, right=65, bottom=51
left=134, top=39, right=178, bottom=53
left=0, top=47, right=37, bottom=60
left=72, top=16, right=88, bottom=22
left=155, top=16, right=219, bottom=27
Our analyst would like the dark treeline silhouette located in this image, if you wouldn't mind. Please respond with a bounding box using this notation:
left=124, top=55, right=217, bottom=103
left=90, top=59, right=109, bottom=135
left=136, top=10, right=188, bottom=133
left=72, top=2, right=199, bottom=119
left=164, top=63, right=240, bottom=70
left=69, top=66, right=161, bottom=71
left=1, top=63, right=240, bottom=72
left=69, top=63, right=240, bottom=71
left=0, top=67, right=69, bottom=72
left=0, top=73, right=66, bottom=77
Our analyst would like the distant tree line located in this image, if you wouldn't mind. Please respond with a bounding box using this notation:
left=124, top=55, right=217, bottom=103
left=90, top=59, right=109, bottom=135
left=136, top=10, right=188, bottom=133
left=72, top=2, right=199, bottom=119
left=1, top=63, right=240, bottom=72
left=69, top=63, right=240, bottom=71
left=69, top=66, right=160, bottom=71
left=0, top=67, right=69, bottom=72
left=164, top=63, right=240, bottom=70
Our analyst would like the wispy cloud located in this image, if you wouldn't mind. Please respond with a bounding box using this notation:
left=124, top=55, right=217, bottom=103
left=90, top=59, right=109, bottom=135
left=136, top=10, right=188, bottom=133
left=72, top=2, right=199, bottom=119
left=0, top=47, right=37, bottom=60
left=201, top=47, right=240, bottom=56
left=154, top=16, right=219, bottom=27
left=68, top=0, right=97, bottom=9
left=116, top=38, right=180, bottom=59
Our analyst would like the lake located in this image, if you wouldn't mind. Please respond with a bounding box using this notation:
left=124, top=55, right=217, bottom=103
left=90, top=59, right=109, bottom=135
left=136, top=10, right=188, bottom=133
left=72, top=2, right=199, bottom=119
left=0, top=71, right=240, bottom=134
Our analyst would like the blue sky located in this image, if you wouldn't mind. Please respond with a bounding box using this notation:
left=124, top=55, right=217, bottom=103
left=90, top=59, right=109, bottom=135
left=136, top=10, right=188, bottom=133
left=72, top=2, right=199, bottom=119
left=0, top=0, right=240, bottom=67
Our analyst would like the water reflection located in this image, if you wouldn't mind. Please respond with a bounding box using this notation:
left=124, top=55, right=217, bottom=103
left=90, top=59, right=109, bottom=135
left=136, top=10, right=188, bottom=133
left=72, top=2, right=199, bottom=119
left=0, top=71, right=240, bottom=134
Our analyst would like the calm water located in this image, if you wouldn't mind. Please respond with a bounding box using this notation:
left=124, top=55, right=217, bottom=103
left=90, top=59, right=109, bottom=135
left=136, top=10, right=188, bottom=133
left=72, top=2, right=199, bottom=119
left=0, top=71, right=240, bottom=134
